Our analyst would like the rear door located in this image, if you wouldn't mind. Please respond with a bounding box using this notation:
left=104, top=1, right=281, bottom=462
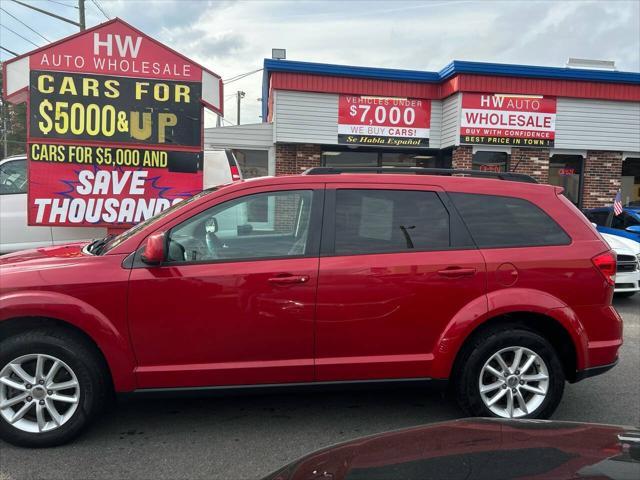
left=315, top=183, right=487, bottom=382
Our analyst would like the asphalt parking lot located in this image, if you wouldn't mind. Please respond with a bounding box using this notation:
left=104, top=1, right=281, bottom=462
left=1, top=295, right=638, bottom=480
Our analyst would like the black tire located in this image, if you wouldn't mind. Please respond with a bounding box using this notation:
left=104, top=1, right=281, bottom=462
left=0, top=328, right=107, bottom=447
left=615, top=291, right=636, bottom=298
left=454, top=326, right=565, bottom=419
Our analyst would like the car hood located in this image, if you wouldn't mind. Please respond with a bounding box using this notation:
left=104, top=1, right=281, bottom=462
left=602, top=233, right=640, bottom=255
left=0, top=243, right=89, bottom=268
left=262, top=419, right=640, bottom=480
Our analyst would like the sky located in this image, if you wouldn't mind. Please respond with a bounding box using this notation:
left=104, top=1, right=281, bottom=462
left=1, top=0, right=639, bottom=126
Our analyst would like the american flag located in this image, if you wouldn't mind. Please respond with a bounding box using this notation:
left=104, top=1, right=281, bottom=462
left=613, top=191, right=623, bottom=216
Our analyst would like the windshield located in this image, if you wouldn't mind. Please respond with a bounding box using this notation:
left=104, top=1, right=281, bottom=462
left=98, top=187, right=218, bottom=254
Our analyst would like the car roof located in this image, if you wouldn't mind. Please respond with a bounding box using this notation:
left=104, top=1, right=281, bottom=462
left=222, top=172, right=557, bottom=196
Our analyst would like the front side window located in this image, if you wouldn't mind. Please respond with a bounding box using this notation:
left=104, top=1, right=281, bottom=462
left=450, top=193, right=570, bottom=248
left=167, top=190, right=314, bottom=263
left=0, top=159, right=27, bottom=194
left=333, top=189, right=450, bottom=255
left=611, top=212, right=640, bottom=230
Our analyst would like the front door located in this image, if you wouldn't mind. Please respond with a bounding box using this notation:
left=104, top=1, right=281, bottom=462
left=128, top=186, right=323, bottom=389
left=315, top=185, right=486, bottom=381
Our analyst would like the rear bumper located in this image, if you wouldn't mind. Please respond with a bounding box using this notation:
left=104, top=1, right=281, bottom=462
left=574, top=357, right=618, bottom=382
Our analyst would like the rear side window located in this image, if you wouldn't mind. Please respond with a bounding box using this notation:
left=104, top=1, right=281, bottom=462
left=334, top=189, right=450, bottom=255
left=449, top=193, right=570, bottom=248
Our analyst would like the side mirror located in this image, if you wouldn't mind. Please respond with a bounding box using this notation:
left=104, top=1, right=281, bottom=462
left=141, top=232, right=166, bottom=265
left=626, top=225, right=640, bottom=234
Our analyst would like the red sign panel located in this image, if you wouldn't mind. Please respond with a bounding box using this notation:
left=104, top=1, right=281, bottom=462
left=460, top=93, right=556, bottom=147
left=338, top=95, right=431, bottom=147
left=6, top=19, right=222, bottom=227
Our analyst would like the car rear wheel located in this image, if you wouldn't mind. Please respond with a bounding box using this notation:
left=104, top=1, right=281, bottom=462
left=455, top=327, right=565, bottom=419
left=0, top=328, right=107, bottom=447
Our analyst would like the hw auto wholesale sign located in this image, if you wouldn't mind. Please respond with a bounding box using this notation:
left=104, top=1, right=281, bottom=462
left=460, top=93, right=556, bottom=147
left=338, top=95, right=430, bottom=147
left=2, top=19, right=222, bottom=227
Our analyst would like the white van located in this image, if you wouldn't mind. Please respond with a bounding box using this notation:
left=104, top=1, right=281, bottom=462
left=0, top=150, right=242, bottom=254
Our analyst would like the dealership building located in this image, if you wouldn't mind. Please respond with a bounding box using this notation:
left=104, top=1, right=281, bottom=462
left=205, top=58, right=640, bottom=208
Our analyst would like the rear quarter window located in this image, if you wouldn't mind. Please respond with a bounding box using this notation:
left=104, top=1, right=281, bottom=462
left=449, top=192, right=571, bottom=248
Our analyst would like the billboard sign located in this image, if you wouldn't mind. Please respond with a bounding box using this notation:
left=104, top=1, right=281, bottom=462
left=338, top=95, right=430, bottom=147
left=2, top=18, right=222, bottom=227
left=460, top=93, right=556, bottom=147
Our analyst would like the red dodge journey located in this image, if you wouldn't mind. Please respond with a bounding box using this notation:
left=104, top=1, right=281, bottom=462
left=0, top=167, right=623, bottom=447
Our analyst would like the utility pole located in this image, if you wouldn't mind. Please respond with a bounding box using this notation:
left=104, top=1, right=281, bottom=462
left=236, top=91, right=245, bottom=125
left=78, top=0, right=86, bottom=31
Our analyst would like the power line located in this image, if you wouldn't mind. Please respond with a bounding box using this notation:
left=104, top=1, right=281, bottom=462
left=1, top=45, right=20, bottom=56
left=44, top=0, right=78, bottom=9
left=1, top=7, right=50, bottom=42
left=223, top=68, right=263, bottom=84
left=91, top=0, right=110, bottom=20
left=0, top=23, right=40, bottom=48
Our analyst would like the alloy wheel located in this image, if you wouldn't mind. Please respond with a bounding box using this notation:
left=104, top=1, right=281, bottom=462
left=0, top=353, right=80, bottom=433
left=478, top=346, right=550, bottom=418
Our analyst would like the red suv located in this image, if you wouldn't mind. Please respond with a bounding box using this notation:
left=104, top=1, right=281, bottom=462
left=0, top=168, right=623, bottom=447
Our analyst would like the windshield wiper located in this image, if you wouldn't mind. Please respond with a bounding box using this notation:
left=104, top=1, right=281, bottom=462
left=87, top=234, right=115, bottom=255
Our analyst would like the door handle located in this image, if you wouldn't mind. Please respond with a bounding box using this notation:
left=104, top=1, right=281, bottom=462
left=437, top=267, right=477, bottom=278
left=268, top=274, right=310, bottom=285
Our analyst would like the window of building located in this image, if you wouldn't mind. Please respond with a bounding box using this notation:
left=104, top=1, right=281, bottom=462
left=232, top=149, right=269, bottom=179
left=167, top=190, right=314, bottom=263
left=549, top=155, right=583, bottom=206
left=584, top=210, right=610, bottom=227
left=621, top=157, right=640, bottom=206
left=472, top=151, right=509, bottom=172
left=322, top=148, right=451, bottom=169
left=0, top=159, right=27, bottom=195
left=449, top=193, right=571, bottom=248
left=333, top=189, right=450, bottom=255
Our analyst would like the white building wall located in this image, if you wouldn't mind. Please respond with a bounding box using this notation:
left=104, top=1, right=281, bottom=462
left=203, top=123, right=274, bottom=150
left=440, top=93, right=461, bottom=148
left=274, top=90, right=338, bottom=144
left=555, top=98, right=640, bottom=151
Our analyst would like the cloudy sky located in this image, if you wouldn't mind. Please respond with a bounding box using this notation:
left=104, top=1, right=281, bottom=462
left=1, top=0, right=639, bottom=125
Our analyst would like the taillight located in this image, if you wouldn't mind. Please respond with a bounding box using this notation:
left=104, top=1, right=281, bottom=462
left=230, top=165, right=241, bottom=181
left=592, top=251, right=617, bottom=286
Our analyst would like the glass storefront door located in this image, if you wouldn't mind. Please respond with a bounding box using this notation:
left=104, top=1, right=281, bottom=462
left=549, top=155, right=583, bottom=206
left=622, top=157, right=640, bottom=206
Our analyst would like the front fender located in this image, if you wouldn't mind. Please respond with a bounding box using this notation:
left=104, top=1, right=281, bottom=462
left=430, top=288, right=588, bottom=378
left=0, top=290, right=136, bottom=391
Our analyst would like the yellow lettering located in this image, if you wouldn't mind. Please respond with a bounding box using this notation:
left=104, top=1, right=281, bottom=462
left=59, top=77, right=77, bottom=96
left=135, top=82, right=149, bottom=100
left=104, top=79, right=119, bottom=99
left=175, top=85, right=190, bottom=103
left=158, top=113, right=177, bottom=143
left=37, top=74, right=54, bottom=94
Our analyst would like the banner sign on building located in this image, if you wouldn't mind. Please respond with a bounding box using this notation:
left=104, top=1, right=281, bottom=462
left=2, top=18, right=222, bottom=227
left=460, top=93, right=556, bottom=147
left=338, top=95, right=430, bottom=147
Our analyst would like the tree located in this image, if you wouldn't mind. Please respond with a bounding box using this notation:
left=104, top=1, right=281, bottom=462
left=0, top=64, right=28, bottom=159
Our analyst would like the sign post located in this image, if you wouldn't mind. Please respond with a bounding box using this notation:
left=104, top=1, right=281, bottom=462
left=2, top=18, right=222, bottom=229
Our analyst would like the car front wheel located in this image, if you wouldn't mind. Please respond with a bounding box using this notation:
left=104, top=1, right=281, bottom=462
left=0, top=328, right=107, bottom=447
left=455, top=327, right=565, bottom=419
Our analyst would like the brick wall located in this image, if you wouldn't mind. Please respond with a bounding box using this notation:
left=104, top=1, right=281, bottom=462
left=582, top=150, right=623, bottom=209
left=275, top=143, right=322, bottom=176
left=451, top=145, right=472, bottom=169
left=510, top=147, right=550, bottom=184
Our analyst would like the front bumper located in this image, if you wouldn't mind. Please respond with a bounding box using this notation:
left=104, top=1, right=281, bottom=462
left=614, top=269, right=640, bottom=293
left=574, top=357, right=619, bottom=382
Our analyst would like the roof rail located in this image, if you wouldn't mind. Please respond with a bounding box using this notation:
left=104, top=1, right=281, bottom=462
left=303, top=167, right=538, bottom=183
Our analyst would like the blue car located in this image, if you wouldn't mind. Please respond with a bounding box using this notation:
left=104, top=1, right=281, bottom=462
left=584, top=206, right=640, bottom=243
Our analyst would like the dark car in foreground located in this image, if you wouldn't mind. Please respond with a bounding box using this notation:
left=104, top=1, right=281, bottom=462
left=263, top=418, right=640, bottom=480
left=0, top=167, right=623, bottom=447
